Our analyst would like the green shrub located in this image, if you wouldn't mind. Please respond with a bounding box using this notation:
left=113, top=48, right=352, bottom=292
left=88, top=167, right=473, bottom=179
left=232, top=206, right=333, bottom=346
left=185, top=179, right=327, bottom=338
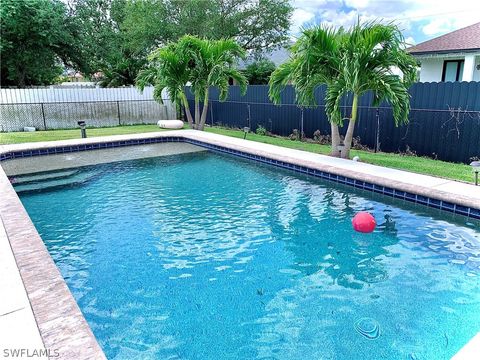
left=256, top=125, right=267, bottom=136
left=244, top=59, right=276, bottom=85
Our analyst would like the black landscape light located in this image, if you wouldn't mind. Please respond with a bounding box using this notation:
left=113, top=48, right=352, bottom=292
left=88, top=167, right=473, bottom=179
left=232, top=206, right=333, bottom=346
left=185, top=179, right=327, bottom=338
left=78, top=121, right=87, bottom=138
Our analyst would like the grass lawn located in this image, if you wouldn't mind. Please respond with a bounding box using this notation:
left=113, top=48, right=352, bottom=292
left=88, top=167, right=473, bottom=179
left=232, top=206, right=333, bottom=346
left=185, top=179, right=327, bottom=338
left=1, top=124, right=474, bottom=183
left=0, top=124, right=162, bottom=144
left=206, top=127, right=474, bottom=184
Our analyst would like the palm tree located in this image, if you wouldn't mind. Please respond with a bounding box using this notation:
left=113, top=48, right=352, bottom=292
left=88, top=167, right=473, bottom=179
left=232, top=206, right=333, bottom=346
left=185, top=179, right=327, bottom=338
left=269, top=22, right=417, bottom=158
left=137, top=36, right=247, bottom=130
left=269, top=26, right=345, bottom=156
left=136, top=42, right=194, bottom=127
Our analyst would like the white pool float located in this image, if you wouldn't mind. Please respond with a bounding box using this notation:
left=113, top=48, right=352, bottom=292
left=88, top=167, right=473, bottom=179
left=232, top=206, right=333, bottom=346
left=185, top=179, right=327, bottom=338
left=157, top=120, right=184, bottom=129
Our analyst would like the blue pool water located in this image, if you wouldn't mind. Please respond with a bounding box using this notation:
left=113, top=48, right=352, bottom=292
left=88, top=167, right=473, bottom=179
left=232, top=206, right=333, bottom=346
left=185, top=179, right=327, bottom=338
left=17, top=150, right=480, bottom=359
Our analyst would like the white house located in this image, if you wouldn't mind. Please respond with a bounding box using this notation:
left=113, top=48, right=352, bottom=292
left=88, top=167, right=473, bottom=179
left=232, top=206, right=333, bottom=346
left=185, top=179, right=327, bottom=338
left=408, top=22, right=480, bottom=82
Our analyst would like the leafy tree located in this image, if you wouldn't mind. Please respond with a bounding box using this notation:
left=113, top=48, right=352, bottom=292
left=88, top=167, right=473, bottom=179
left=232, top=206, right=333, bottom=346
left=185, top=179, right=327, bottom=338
left=72, top=0, right=141, bottom=86
left=0, top=0, right=90, bottom=86
left=1, top=0, right=292, bottom=87
left=137, top=36, right=247, bottom=131
left=72, top=0, right=123, bottom=71
left=70, top=0, right=292, bottom=87
left=97, top=51, right=146, bottom=87
left=122, top=0, right=293, bottom=57
left=244, top=59, right=276, bottom=85
left=269, top=22, right=417, bottom=158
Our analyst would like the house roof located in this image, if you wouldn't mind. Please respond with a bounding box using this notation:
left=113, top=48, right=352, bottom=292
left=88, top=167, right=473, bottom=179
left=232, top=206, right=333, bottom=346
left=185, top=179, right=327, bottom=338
left=408, top=22, right=480, bottom=55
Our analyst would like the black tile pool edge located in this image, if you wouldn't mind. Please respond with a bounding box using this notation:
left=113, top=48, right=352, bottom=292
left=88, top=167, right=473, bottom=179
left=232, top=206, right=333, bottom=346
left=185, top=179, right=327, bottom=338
left=1, top=136, right=479, bottom=220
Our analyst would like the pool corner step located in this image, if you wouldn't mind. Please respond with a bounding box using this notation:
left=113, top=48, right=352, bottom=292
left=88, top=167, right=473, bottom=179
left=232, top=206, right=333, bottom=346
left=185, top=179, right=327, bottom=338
left=13, top=171, right=101, bottom=194
left=10, top=169, right=80, bottom=185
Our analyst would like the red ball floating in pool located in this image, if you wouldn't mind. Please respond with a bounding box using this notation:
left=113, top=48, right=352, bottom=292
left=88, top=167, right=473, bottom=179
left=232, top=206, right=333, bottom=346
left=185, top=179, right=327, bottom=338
left=352, top=212, right=376, bottom=233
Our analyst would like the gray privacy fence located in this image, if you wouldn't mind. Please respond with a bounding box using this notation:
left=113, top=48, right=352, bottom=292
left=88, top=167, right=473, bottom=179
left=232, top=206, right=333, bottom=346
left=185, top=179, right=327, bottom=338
left=186, top=83, right=480, bottom=163
left=0, top=86, right=176, bottom=131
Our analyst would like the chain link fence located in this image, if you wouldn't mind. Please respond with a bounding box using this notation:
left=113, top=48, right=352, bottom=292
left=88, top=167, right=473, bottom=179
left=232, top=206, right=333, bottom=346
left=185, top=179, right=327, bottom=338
left=0, top=86, right=176, bottom=132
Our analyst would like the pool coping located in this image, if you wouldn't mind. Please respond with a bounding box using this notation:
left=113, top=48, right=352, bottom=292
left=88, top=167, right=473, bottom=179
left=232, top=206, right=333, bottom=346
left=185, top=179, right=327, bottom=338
left=0, top=129, right=479, bottom=359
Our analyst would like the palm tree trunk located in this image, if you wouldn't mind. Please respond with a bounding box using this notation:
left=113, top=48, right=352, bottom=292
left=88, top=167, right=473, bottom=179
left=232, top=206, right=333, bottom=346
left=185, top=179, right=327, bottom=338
left=194, top=94, right=200, bottom=130
left=198, top=90, right=209, bottom=131
left=330, top=123, right=341, bottom=157
left=340, top=93, right=358, bottom=159
left=180, top=93, right=194, bottom=128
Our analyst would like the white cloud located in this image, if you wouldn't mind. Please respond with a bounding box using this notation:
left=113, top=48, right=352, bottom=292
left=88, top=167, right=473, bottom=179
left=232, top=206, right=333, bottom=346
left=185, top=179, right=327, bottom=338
left=292, top=0, right=480, bottom=42
left=422, top=19, right=453, bottom=36
left=404, top=36, right=416, bottom=46
left=405, top=0, right=480, bottom=36
left=345, top=0, right=370, bottom=9
left=291, top=8, right=316, bottom=33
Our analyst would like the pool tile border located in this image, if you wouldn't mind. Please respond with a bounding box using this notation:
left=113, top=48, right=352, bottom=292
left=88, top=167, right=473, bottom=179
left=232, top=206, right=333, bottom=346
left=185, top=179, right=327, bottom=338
left=1, top=134, right=479, bottom=219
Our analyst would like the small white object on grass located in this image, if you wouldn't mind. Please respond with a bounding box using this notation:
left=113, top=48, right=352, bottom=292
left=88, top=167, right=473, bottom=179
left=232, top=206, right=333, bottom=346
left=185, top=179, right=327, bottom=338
left=157, top=120, right=184, bottom=129
left=23, top=127, right=36, bottom=132
left=353, top=156, right=360, bottom=162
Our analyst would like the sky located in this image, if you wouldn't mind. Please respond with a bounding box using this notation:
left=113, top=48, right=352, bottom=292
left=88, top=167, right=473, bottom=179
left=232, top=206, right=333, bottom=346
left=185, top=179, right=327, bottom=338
left=291, top=0, right=480, bottom=45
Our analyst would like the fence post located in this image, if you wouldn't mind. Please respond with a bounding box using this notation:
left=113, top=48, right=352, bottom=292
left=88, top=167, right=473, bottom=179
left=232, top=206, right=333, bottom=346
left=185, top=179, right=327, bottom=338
left=41, top=103, right=47, bottom=130
left=247, top=104, right=251, bottom=129
left=300, top=107, right=304, bottom=140
left=117, top=101, right=121, bottom=126
left=374, top=107, right=380, bottom=153
left=210, top=100, right=213, bottom=126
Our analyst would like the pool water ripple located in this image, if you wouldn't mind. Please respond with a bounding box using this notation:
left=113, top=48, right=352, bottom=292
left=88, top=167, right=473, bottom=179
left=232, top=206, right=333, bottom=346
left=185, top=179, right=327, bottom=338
left=18, top=151, right=480, bottom=360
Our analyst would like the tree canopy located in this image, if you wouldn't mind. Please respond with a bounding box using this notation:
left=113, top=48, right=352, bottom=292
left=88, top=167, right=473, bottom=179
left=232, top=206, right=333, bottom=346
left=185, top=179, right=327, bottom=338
left=0, top=0, right=90, bottom=86
left=1, top=0, right=293, bottom=87
left=122, top=0, right=292, bottom=55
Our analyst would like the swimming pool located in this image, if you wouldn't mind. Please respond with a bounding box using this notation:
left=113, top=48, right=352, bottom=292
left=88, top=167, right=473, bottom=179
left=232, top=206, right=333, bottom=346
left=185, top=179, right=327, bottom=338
left=15, top=149, right=480, bottom=359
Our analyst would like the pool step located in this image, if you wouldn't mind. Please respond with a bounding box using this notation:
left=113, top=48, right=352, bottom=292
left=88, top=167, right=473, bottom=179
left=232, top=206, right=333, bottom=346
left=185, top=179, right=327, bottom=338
left=10, top=169, right=80, bottom=185
left=13, top=171, right=100, bottom=194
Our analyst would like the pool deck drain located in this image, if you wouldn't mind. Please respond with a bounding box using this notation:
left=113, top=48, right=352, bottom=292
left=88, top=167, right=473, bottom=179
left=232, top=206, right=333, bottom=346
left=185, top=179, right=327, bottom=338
left=0, top=130, right=479, bottom=359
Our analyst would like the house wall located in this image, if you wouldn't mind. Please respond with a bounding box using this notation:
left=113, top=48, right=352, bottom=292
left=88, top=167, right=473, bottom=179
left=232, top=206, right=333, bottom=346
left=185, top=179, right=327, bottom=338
left=463, top=54, right=476, bottom=81
left=473, top=55, right=480, bottom=81
left=419, top=58, right=445, bottom=82
left=418, top=53, right=480, bottom=82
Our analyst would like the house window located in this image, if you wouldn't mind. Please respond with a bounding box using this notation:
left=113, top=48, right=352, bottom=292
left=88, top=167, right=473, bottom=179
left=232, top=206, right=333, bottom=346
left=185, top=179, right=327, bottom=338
left=442, top=60, right=464, bottom=82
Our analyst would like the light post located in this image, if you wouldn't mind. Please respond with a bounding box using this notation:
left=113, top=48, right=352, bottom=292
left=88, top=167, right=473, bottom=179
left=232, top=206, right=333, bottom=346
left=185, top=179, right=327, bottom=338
left=78, top=121, right=87, bottom=139
left=243, top=127, right=250, bottom=139
left=471, top=161, right=480, bottom=186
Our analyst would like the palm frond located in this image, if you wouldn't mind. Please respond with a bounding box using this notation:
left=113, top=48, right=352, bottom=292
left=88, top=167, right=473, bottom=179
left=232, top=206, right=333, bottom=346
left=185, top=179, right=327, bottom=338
left=269, top=61, right=295, bottom=104
left=368, top=72, right=411, bottom=125
left=269, top=25, right=342, bottom=106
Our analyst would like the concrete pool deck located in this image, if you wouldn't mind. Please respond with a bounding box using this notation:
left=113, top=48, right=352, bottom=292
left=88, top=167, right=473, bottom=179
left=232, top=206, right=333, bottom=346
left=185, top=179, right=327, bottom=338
left=0, top=129, right=479, bottom=359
